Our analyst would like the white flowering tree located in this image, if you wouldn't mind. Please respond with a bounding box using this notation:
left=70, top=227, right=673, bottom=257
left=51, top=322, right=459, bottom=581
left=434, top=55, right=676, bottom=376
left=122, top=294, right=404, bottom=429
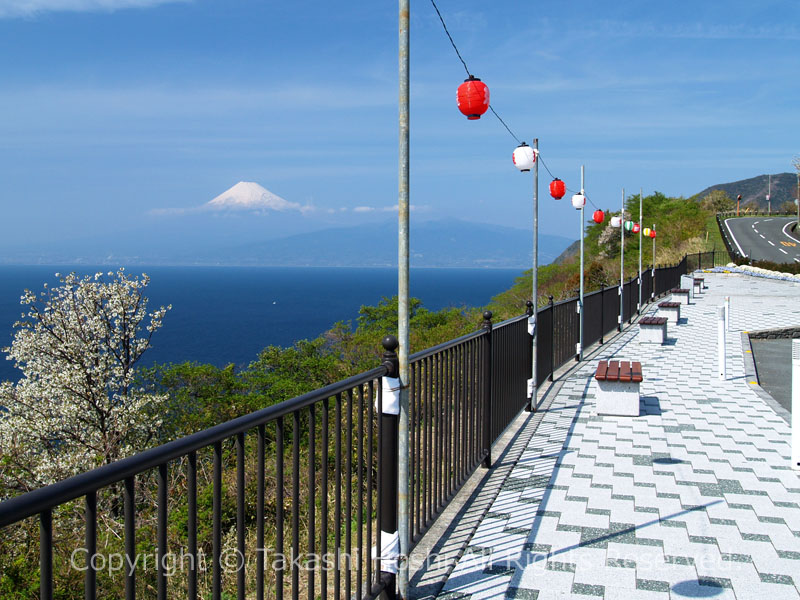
left=0, top=269, right=171, bottom=495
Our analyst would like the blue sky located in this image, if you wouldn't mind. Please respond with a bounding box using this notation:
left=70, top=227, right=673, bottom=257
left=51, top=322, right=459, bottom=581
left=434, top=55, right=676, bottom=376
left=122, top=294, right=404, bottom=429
left=0, top=0, right=798, bottom=252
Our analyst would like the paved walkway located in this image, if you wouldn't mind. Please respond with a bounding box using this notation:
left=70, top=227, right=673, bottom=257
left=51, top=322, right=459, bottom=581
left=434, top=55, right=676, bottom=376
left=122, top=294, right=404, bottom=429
left=434, top=272, right=800, bottom=599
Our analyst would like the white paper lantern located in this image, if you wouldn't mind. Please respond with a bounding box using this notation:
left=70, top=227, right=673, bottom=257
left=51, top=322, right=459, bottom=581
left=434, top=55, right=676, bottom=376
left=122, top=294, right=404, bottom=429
left=512, top=143, right=536, bottom=172
left=571, top=194, right=586, bottom=209
left=610, top=216, right=622, bottom=228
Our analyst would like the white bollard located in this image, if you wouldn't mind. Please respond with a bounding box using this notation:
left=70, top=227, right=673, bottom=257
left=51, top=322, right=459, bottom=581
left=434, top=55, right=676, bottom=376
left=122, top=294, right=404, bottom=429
left=792, top=337, right=800, bottom=470
left=724, top=296, right=730, bottom=331
left=718, top=306, right=726, bottom=380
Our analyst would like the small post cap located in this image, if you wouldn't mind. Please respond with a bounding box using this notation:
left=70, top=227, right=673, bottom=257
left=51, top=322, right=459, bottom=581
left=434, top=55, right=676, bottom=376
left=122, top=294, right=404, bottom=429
left=382, top=335, right=399, bottom=352
left=483, top=310, right=493, bottom=321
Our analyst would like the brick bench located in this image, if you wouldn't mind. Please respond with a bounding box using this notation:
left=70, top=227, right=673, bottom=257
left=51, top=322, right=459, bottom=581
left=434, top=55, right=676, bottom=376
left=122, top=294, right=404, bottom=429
left=670, top=287, right=691, bottom=305
left=657, top=301, right=681, bottom=324
left=594, top=360, right=643, bottom=416
left=639, top=316, right=668, bottom=344
left=693, top=277, right=704, bottom=294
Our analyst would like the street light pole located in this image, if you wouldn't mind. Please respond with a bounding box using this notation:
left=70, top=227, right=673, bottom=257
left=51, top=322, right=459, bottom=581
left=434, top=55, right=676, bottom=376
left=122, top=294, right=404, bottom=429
left=578, top=165, right=585, bottom=361
left=397, top=0, right=410, bottom=595
left=530, top=138, right=539, bottom=411
left=619, top=188, right=625, bottom=332
left=638, top=188, right=643, bottom=314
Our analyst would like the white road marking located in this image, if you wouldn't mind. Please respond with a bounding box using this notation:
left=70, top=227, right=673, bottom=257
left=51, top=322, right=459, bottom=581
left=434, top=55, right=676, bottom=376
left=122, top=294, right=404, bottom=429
left=795, top=258, right=800, bottom=263
left=779, top=248, right=788, bottom=254
left=724, top=218, right=748, bottom=257
left=768, top=241, right=775, bottom=246
left=760, top=234, right=765, bottom=239
left=782, top=220, right=800, bottom=243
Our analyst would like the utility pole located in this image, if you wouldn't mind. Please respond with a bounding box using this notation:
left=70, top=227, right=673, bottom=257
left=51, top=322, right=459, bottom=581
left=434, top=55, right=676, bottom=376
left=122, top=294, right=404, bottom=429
left=619, top=188, right=624, bottom=332
left=638, top=188, right=643, bottom=314
left=397, top=0, right=410, bottom=596
left=530, top=138, right=539, bottom=411
left=578, top=165, right=585, bottom=361
left=767, top=174, right=771, bottom=215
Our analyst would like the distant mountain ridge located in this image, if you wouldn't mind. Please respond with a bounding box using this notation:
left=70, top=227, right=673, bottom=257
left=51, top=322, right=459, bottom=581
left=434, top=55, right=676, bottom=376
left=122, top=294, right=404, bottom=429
left=0, top=219, right=573, bottom=269
left=694, top=172, right=798, bottom=209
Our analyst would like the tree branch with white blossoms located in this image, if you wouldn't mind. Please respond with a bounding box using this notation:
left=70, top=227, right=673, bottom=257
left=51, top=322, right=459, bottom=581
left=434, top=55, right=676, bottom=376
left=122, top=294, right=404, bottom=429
left=0, top=269, right=171, bottom=496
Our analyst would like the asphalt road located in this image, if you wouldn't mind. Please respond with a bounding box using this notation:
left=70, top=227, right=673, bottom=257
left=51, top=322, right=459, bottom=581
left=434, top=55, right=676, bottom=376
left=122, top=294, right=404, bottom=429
left=723, top=215, right=800, bottom=263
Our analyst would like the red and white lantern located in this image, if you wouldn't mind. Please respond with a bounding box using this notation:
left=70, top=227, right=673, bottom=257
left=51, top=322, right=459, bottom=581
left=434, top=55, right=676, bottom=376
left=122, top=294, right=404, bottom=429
left=633, top=223, right=641, bottom=234
left=593, top=209, right=604, bottom=224
left=549, top=178, right=566, bottom=200
left=650, top=229, right=657, bottom=239
left=512, top=143, right=536, bottom=172
left=571, top=193, right=586, bottom=209
left=457, top=76, right=490, bottom=120
left=610, top=216, right=622, bottom=228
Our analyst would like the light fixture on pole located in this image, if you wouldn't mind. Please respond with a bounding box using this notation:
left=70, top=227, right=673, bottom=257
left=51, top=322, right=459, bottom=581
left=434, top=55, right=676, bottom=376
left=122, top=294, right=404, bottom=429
left=572, top=167, right=586, bottom=362
left=514, top=139, right=539, bottom=411
left=619, top=188, right=625, bottom=332
left=638, top=189, right=643, bottom=314
left=397, top=0, right=410, bottom=595
left=767, top=174, right=771, bottom=215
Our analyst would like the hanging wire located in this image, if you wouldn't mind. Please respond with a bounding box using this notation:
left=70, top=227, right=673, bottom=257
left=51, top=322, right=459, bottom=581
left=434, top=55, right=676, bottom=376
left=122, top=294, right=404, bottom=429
left=538, top=152, right=603, bottom=210
left=429, top=0, right=522, bottom=144
left=489, top=106, right=522, bottom=145
left=429, top=0, right=470, bottom=77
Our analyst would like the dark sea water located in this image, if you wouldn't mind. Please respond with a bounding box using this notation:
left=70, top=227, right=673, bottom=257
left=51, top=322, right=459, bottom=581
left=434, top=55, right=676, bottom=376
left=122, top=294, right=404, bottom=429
left=0, top=266, right=520, bottom=382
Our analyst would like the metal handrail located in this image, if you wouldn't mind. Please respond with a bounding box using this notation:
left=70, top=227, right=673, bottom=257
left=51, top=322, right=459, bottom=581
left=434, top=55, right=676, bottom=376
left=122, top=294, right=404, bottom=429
left=0, top=365, right=388, bottom=528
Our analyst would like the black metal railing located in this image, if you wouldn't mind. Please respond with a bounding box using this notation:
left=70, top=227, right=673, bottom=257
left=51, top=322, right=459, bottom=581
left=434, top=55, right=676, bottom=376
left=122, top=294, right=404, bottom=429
left=0, top=252, right=709, bottom=600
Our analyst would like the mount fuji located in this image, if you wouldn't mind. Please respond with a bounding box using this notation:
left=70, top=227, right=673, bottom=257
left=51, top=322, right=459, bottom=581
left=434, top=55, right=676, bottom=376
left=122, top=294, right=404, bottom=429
left=204, top=182, right=309, bottom=213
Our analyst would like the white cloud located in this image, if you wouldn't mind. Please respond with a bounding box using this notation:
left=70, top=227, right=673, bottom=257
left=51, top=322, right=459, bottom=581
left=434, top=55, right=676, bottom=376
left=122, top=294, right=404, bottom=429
left=353, top=206, right=375, bottom=213
left=0, top=0, right=190, bottom=18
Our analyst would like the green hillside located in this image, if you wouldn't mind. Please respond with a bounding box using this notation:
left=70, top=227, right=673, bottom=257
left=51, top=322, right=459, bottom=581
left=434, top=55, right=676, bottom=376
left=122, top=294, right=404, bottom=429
left=693, top=172, right=798, bottom=211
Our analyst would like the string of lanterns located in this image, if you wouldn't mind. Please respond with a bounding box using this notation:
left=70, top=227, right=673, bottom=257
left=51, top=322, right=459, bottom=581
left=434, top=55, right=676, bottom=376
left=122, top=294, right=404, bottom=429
left=440, top=0, right=657, bottom=239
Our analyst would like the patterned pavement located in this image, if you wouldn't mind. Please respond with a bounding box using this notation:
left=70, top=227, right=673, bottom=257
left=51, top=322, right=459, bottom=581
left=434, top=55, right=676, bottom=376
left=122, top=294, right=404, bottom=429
left=437, top=272, right=800, bottom=599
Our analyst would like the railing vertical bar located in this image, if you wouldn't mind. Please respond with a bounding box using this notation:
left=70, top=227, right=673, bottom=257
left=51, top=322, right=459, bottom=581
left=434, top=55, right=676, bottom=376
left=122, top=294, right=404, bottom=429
left=334, top=393, right=342, bottom=600
left=236, top=432, right=246, bottom=600
left=212, top=442, right=222, bottom=600
left=409, top=361, right=416, bottom=540
left=188, top=452, right=197, bottom=600
left=85, top=492, right=97, bottom=600
left=40, top=509, right=53, bottom=600
left=257, top=426, right=265, bottom=600
left=292, top=410, right=301, bottom=600
left=375, top=382, right=383, bottom=581
left=308, top=404, right=316, bottom=600
left=425, top=356, right=432, bottom=525
left=124, top=476, right=136, bottom=600
left=158, top=463, right=168, bottom=600
left=356, top=386, right=364, bottom=598
left=437, top=352, right=444, bottom=506
left=345, top=389, right=353, bottom=598
left=322, top=399, right=329, bottom=597
left=365, top=381, right=373, bottom=588
left=445, top=347, right=452, bottom=496
left=276, top=417, right=285, bottom=600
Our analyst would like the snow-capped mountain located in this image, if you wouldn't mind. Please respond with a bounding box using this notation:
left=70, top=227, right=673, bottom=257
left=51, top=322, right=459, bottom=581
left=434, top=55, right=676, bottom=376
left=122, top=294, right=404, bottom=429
left=204, top=182, right=304, bottom=212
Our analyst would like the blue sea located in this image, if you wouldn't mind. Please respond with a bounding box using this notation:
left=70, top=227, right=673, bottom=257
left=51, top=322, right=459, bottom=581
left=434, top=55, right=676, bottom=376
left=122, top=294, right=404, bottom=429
left=0, top=266, right=521, bottom=382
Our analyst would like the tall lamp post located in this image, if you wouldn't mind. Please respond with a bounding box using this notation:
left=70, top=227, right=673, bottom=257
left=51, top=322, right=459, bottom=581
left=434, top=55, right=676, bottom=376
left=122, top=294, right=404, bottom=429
left=397, top=0, right=410, bottom=595
left=638, top=189, right=643, bottom=313
left=513, top=140, right=539, bottom=411
left=572, top=167, right=586, bottom=361
left=619, top=188, right=625, bottom=332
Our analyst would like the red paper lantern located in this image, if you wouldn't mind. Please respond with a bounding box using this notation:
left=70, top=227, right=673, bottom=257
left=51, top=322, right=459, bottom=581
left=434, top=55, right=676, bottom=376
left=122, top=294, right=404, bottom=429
left=592, top=209, right=604, bottom=224
left=457, top=76, right=490, bottom=120
left=550, top=178, right=566, bottom=200
left=650, top=230, right=656, bottom=238
left=633, top=223, right=641, bottom=234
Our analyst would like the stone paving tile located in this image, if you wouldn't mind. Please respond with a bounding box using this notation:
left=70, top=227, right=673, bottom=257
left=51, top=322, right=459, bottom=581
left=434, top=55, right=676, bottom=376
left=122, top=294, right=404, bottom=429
left=438, top=273, right=800, bottom=599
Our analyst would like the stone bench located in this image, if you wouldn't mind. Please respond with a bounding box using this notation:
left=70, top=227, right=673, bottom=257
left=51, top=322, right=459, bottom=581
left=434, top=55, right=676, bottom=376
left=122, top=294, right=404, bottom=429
left=657, top=301, right=681, bottom=324
left=594, top=360, right=643, bottom=416
left=670, top=288, right=691, bottom=305
left=639, top=316, right=668, bottom=344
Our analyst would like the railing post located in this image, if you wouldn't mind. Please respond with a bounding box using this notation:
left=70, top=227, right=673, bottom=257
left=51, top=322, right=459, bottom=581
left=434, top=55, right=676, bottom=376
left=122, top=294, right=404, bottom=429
left=599, top=284, right=605, bottom=344
left=548, top=296, right=554, bottom=382
left=526, top=301, right=534, bottom=412
left=482, top=311, right=493, bottom=469
left=378, top=335, right=400, bottom=600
